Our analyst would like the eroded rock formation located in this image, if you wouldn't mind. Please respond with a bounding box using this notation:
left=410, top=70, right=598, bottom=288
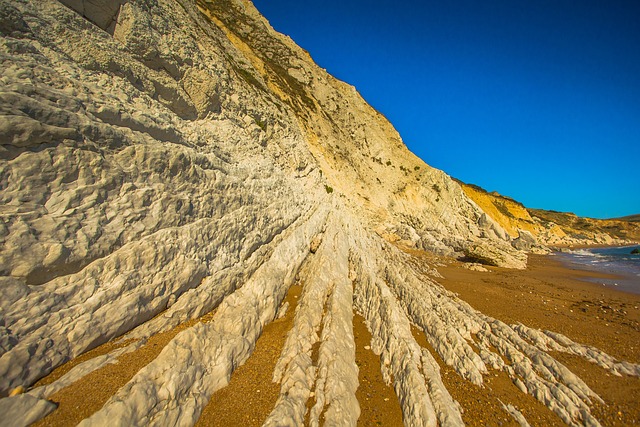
left=0, top=0, right=638, bottom=426
left=461, top=182, right=640, bottom=247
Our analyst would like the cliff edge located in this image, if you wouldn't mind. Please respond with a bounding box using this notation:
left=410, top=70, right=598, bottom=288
left=0, top=1, right=637, bottom=426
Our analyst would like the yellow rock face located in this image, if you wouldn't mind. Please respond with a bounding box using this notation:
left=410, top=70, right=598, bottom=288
left=462, top=184, right=640, bottom=245
left=461, top=184, right=538, bottom=238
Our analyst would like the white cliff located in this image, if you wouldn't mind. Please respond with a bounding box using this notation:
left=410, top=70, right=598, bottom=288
left=0, top=0, right=637, bottom=426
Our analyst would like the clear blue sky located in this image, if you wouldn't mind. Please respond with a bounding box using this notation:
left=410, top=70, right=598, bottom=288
left=252, top=0, right=640, bottom=219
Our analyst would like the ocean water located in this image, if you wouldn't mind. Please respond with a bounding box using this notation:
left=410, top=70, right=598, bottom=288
left=555, top=245, right=640, bottom=294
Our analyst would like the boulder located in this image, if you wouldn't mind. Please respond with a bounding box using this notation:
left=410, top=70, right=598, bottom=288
left=464, top=240, right=528, bottom=269
left=512, top=229, right=537, bottom=251
left=478, top=213, right=509, bottom=241
left=462, top=262, right=489, bottom=272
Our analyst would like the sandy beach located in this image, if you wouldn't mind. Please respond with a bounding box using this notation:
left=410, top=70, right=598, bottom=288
left=437, top=254, right=640, bottom=426
left=31, top=253, right=640, bottom=426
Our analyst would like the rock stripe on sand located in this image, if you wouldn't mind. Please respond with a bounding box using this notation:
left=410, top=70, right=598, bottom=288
left=78, top=204, right=328, bottom=426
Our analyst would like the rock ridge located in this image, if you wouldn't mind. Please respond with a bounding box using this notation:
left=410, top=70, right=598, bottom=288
left=0, top=1, right=638, bottom=426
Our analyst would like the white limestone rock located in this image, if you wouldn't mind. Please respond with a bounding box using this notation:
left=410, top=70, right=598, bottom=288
left=464, top=239, right=528, bottom=269
left=0, top=393, right=57, bottom=427
left=0, top=2, right=638, bottom=427
left=28, top=340, right=144, bottom=400
left=501, top=401, right=531, bottom=427
left=79, top=204, right=328, bottom=426
left=462, top=262, right=489, bottom=272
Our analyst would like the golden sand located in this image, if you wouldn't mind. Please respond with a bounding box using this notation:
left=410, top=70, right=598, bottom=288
left=34, top=254, right=639, bottom=426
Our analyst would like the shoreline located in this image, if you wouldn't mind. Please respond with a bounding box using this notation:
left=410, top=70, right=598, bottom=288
left=550, top=244, right=640, bottom=295
left=551, top=242, right=640, bottom=250
left=438, top=253, right=640, bottom=426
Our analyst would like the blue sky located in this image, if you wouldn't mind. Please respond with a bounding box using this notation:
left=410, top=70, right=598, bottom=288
left=252, top=0, right=640, bottom=219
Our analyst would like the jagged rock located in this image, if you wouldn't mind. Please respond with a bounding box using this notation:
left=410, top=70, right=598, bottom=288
left=478, top=212, right=509, bottom=241
left=512, top=228, right=550, bottom=254
left=463, top=262, right=489, bottom=272
left=0, top=2, right=30, bottom=37
left=462, top=182, right=640, bottom=247
left=0, top=393, right=57, bottom=427
left=512, top=229, right=537, bottom=251
left=58, top=0, right=126, bottom=33
left=27, top=340, right=144, bottom=401
left=464, top=240, right=528, bottom=269
left=501, top=401, right=531, bottom=427
left=0, top=1, right=637, bottom=426
left=80, top=205, right=329, bottom=426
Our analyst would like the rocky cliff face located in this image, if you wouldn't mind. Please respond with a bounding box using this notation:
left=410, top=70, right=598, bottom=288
left=0, top=1, right=638, bottom=426
left=461, top=182, right=640, bottom=248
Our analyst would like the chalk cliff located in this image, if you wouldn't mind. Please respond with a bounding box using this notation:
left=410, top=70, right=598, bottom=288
left=0, top=1, right=638, bottom=426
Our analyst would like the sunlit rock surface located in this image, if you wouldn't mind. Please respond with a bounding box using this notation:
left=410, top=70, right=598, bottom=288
left=0, top=1, right=638, bottom=426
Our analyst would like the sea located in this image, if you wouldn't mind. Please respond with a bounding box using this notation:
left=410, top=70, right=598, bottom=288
left=555, top=245, right=640, bottom=294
